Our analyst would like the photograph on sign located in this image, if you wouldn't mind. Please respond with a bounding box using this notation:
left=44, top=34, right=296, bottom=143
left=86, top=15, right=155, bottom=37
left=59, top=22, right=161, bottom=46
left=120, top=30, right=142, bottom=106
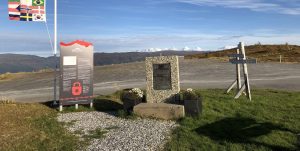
left=63, top=56, right=77, bottom=66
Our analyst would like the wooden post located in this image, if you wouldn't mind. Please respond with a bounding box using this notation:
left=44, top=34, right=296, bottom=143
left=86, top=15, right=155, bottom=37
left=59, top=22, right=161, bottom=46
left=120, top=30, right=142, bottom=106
left=235, top=84, right=246, bottom=99
left=226, top=80, right=237, bottom=93
left=59, top=105, right=63, bottom=112
left=280, top=55, right=282, bottom=63
left=226, top=48, right=241, bottom=94
left=227, top=42, right=253, bottom=101
left=236, top=48, right=241, bottom=92
left=240, top=42, right=251, bottom=101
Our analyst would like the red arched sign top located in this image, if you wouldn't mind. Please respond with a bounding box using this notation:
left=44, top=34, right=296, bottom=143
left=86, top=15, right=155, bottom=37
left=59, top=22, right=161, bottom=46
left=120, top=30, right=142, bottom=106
left=60, top=40, right=93, bottom=47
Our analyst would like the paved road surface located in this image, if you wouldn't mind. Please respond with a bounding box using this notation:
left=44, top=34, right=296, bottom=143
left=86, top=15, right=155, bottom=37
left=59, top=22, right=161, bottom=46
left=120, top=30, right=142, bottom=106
left=0, top=59, right=299, bottom=103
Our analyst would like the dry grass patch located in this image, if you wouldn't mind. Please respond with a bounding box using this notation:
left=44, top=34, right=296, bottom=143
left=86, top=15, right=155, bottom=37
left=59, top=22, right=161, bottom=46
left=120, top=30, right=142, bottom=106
left=0, top=69, right=53, bottom=81
left=0, top=103, right=80, bottom=151
left=185, top=44, right=300, bottom=63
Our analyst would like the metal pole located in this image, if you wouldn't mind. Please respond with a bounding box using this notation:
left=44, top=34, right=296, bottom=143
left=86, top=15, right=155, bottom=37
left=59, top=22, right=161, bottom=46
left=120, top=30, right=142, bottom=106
left=53, top=0, right=58, bottom=105
left=54, top=0, right=57, bottom=55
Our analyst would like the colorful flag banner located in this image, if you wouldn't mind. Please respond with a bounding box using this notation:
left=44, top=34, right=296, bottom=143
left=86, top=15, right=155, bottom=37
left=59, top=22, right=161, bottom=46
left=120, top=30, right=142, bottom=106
left=8, top=0, right=46, bottom=22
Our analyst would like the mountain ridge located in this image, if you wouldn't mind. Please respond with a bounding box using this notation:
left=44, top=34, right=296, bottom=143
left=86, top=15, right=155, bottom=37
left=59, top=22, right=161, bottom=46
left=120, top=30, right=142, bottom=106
left=185, top=44, right=300, bottom=62
left=0, top=51, right=203, bottom=74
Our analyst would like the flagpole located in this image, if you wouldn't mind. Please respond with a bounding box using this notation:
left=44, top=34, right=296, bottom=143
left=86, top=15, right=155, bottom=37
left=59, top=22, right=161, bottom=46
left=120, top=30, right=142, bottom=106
left=53, top=0, right=58, bottom=105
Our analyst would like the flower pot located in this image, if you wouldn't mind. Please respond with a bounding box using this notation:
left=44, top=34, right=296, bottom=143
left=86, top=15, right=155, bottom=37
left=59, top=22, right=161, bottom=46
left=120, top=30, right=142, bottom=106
left=184, top=99, right=202, bottom=117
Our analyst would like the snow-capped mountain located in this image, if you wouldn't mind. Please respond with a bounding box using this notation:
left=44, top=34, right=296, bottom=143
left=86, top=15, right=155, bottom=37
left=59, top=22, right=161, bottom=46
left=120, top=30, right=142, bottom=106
left=138, top=46, right=204, bottom=52
left=219, top=45, right=237, bottom=50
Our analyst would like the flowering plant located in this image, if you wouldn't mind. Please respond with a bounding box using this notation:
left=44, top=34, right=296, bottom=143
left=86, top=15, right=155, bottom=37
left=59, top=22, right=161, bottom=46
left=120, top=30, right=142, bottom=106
left=186, top=88, right=193, bottom=92
left=122, top=88, right=144, bottom=102
left=129, top=88, right=144, bottom=99
left=183, top=88, right=199, bottom=100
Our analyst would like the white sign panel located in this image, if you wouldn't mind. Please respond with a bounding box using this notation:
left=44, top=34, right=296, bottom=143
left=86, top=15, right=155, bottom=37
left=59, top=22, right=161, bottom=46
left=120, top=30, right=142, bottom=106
left=63, top=56, right=77, bottom=66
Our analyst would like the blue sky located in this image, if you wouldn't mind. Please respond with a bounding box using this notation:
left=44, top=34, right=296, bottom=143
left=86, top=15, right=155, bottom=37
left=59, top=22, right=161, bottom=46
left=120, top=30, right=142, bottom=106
left=1, top=0, right=300, bottom=56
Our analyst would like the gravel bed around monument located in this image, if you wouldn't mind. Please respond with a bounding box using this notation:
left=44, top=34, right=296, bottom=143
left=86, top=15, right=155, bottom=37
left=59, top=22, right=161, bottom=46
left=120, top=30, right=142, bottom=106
left=57, top=111, right=177, bottom=151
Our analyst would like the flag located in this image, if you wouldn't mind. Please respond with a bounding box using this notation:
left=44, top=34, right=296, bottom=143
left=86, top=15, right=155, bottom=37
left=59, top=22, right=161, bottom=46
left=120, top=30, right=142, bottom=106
left=8, top=1, right=20, bottom=20
left=8, top=0, right=46, bottom=22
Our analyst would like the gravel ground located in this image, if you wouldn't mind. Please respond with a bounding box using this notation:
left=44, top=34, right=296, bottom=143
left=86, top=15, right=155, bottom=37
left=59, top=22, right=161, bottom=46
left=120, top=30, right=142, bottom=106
left=57, top=112, right=177, bottom=151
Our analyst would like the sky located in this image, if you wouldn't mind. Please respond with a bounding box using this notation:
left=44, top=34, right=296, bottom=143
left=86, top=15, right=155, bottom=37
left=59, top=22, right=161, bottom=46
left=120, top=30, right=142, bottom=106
left=1, top=0, right=300, bottom=56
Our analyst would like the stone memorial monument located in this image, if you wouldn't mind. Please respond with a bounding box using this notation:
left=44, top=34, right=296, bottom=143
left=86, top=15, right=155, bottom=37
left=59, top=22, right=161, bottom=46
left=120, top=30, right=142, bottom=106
left=145, top=56, right=180, bottom=103
left=134, top=56, right=184, bottom=120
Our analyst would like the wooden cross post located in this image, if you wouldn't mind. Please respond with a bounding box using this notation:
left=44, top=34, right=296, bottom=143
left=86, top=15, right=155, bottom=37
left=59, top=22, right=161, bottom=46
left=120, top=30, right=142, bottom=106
left=226, top=48, right=241, bottom=93
left=226, top=42, right=255, bottom=101
left=236, top=48, right=242, bottom=92
left=235, top=42, right=251, bottom=100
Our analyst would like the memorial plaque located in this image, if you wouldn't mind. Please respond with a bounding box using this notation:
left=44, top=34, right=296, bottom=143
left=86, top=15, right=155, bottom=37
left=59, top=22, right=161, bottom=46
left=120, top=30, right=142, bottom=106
left=59, top=40, right=94, bottom=105
left=153, top=63, right=171, bottom=90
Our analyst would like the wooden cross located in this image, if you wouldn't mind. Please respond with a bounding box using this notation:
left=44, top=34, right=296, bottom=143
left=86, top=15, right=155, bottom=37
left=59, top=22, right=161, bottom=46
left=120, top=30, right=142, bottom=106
left=226, top=42, right=256, bottom=101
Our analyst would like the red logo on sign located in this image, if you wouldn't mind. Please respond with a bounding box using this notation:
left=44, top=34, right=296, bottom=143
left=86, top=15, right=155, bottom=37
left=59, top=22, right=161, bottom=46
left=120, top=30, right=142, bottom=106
left=72, top=82, right=82, bottom=96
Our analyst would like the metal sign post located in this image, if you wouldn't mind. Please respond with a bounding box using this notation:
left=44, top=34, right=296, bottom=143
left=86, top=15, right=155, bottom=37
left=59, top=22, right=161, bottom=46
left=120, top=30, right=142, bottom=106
left=226, top=42, right=256, bottom=101
left=53, top=0, right=58, bottom=105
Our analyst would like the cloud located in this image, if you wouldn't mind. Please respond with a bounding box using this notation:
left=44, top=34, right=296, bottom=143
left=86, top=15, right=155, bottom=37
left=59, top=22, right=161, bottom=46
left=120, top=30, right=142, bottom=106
left=219, top=45, right=237, bottom=50
left=1, top=31, right=300, bottom=55
left=60, top=33, right=300, bottom=52
left=183, top=46, right=191, bottom=51
left=175, top=0, right=300, bottom=15
left=0, top=32, right=54, bottom=56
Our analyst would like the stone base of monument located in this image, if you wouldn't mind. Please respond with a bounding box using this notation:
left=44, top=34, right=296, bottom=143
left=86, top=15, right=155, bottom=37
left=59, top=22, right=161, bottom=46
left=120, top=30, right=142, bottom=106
left=133, top=103, right=185, bottom=120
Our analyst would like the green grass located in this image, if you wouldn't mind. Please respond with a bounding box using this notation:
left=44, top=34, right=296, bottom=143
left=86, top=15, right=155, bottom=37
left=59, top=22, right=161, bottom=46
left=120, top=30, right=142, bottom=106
left=166, top=89, right=300, bottom=151
left=1, top=89, right=299, bottom=150
left=0, top=92, right=123, bottom=151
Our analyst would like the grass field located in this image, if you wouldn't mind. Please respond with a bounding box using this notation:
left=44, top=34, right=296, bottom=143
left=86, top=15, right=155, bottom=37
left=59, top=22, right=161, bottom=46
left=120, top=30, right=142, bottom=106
left=0, top=89, right=299, bottom=151
left=0, top=103, right=80, bottom=151
left=166, top=89, right=300, bottom=151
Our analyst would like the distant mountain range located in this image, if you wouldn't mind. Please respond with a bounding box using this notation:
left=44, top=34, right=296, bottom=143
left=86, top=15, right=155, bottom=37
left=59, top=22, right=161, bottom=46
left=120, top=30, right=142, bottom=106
left=0, top=51, right=204, bottom=74
left=0, top=54, right=57, bottom=73
left=2, top=44, right=299, bottom=74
